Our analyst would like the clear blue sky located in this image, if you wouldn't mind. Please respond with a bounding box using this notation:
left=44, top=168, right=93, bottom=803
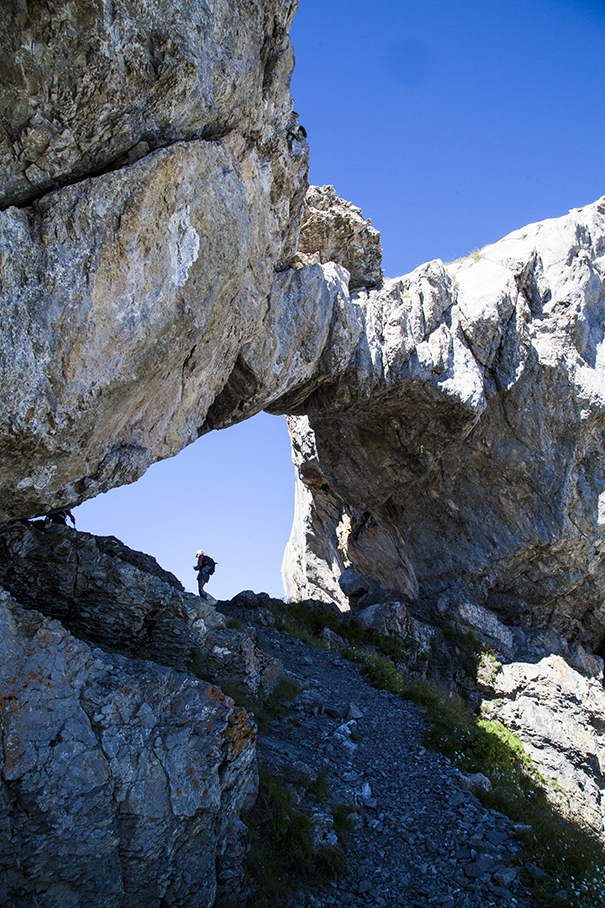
left=74, top=0, right=605, bottom=600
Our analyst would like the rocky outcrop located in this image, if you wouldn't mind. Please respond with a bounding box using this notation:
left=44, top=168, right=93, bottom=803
left=0, top=522, right=293, bottom=903
left=0, top=0, right=318, bottom=523
left=0, top=589, right=257, bottom=908
left=294, top=185, right=383, bottom=290
left=281, top=197, right=605, bottom=657
left=0, top=521, right=225, bottom=668
left=0, top=521, right=283, bottom=696
left=482, top=656, right=605, bottom=838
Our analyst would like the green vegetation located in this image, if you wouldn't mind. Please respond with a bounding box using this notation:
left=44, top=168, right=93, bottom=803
left=226, top=616, right=245, bottom=630
left=447, top=246, right=485, bottom=265
left=265, top=601, right=605, bottom=908
left=243, top=772, right=348, bottom=908
left=265, top=676, right=300, bottom=719
left=266, top=600, right=410, bottom=663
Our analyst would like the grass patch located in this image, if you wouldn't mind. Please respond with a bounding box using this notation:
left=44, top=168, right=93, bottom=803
left=311, top=771, right=331, bottom=803
left=269, top=601, right=410, bottom=664
left=226, top=616, right=245, bottom=630
left=446, top=246, right=485, bottom=265
left=332, top=803, right=359, bottom=842
left=265, top=676, right=300, bottom=720
left=399, top=680, right=605, bottom=908
left=243, top=772, right=345, bottom=907
left=346, top=645, right=406, bottom=694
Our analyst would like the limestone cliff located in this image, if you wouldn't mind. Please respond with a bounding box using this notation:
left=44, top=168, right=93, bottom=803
left=0, top=0, right=315, bottom=522
left=3, top=0, right=605, bottom=898
left=280, top=197, right=605, bottom=657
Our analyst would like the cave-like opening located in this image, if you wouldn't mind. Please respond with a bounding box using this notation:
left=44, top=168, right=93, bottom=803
left=74, top=412, right=295, bottom=600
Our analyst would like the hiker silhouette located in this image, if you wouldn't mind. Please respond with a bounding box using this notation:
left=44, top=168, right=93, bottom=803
left=194, top=549, right=216, bottom=598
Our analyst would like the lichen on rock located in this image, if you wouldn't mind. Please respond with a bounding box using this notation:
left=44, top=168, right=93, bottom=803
left=0, top=589, right=257, bottom=908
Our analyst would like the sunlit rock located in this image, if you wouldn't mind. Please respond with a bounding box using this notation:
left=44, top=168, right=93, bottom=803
left=282, top=197, right=605, bottom=655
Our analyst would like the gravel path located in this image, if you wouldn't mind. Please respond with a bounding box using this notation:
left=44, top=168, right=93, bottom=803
left=252, top=625, right=536, bottom=908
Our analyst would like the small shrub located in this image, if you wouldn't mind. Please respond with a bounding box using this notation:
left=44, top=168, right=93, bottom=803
left=311, top=771, right=331, bottom=803
left=265, top=676, right=300, bottom=719
left=220, top=683, right=252, bottom=711
left=332, top=804, right=358, bottom=842
left=243, top=772, right=346, bottom=907
left=345, top=646, right=405, bottom=695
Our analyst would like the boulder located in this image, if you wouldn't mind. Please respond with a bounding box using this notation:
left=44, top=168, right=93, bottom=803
left=0, top=590, right=257, bottom=908
left=191, top=628, right=284, bottom=699
left=453, top=601, right=516, bottom=661
left=338, top=566, right=381, bottom=602
left=354, top=601, right=410, bottom=638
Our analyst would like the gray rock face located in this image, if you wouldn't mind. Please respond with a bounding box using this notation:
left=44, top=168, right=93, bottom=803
left=0, top=589, right=257, bottom=908
left=0, top=521, right=226, bottom=667
left=282, top=197, right=605, bottom=654
left=0, top=0, right=297, bottom=209
left=0, top=521, right=283, bottom=700
left=482, top=656, right=605, bottom=838
left=0, top=0, right=315, bottom=523
left=294, top=184, right=383, bottom=290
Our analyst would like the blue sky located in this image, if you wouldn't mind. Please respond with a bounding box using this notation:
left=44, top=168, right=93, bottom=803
left=74, top=0, right=605, bottom=600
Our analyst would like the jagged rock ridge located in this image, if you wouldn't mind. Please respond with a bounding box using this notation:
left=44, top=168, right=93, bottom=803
left=281, top=196, right=605, bottom=657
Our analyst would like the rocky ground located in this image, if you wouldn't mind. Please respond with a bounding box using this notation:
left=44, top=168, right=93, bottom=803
left=221, top=609, right=539, bottom=908
left=2, top=523, right=603, bottom=907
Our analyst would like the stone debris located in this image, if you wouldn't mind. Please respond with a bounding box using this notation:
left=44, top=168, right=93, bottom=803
left=249, top=617, right=537, bottom=908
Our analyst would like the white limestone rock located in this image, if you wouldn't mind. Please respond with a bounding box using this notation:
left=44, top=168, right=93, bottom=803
left=484, top=655, right=605, bottom=837
left=281, top=198, right=605, bottom=654
left=0, top=0, right=313, bottom=523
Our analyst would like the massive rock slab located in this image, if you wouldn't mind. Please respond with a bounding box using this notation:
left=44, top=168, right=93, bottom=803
left=281, top=197, right=605, bottom=653
left=0, top=589, right=257, bottom=908
left=0, top=0, right=321, bottom=523
left=0, top=0, right=297, bottom=209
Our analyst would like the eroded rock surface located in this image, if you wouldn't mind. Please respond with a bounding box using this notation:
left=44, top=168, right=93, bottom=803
left=281, top=198, right=605, bottom=656
left=0, top=0, right=298, bottom=209
left=483, top=656, right=605, bottom=838
left=0, top=590, right=257, bottom=908
left=294, top=184, right=383, bottom=290
left=0, top=0, right=316, bottom=522
left=0, top=521, right=224, bottom=667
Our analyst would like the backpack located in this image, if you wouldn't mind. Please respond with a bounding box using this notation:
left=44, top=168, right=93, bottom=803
left=199, top=555, right=216, bottom=575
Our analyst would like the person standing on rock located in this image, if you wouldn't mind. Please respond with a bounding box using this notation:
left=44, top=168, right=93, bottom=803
left=194, top=549, right=216, bottom=598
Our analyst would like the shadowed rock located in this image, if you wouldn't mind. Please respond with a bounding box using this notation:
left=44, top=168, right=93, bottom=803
left=0, top=590, right=257, bottom=908
left=282, top=198, right=605, bottom=655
